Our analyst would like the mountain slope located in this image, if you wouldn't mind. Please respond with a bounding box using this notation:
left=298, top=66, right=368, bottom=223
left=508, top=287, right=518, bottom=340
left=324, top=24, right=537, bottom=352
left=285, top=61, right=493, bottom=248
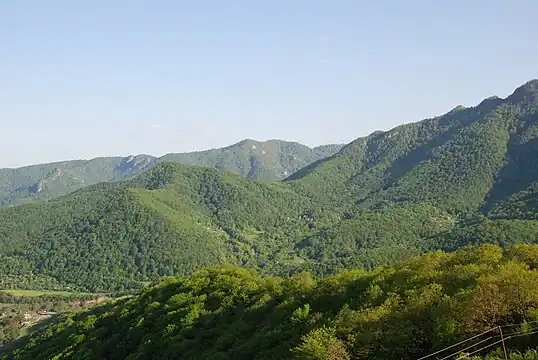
left=0, top=161, right=459, bottom=292
left=290, top=79, right=538, bottom=214
left=0, top=163, right=317, bottom=292
left=0, top=140, right=343, bottom=208
left=160, top=140, right=343, bottom=180
left=0, top=156, right=153, bottom=207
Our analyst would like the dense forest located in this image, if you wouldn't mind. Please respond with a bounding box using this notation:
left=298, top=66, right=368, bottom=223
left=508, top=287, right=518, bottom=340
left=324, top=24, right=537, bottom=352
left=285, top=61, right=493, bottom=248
left=6, top=245, right=538, bottom=359
left=0, top=140, right=342, bottom=208
left=0, top=80, right=538, bottom=294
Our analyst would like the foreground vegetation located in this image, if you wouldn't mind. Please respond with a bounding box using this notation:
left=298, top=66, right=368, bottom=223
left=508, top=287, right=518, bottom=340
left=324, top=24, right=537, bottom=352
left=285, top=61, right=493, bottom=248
left=5, top=244, right=538, bottom=359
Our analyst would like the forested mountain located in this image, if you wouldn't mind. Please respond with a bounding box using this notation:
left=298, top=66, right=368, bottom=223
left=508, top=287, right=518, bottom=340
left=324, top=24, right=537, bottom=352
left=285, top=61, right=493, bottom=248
left=0, top=163, right=318, bottom=292
left=1, top=79, right=538, bottom=295
left=0, top=140, right=343, bottom=208
left=289, top=79, right=538, bottom=215
left=7, top=245, right=538, bottom=360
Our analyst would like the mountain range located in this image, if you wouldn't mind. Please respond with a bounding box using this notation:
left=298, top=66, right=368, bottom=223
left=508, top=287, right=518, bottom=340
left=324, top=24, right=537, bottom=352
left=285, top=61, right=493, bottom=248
left=0, top=140, right=343, bottom=208
left=1, top=79, right=538, bottom=294
left=2, top=79, right=538, bottom=359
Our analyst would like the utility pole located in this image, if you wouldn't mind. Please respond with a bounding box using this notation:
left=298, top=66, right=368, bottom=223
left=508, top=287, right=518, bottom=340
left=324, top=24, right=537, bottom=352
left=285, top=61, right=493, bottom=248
left=498, top=326, right=508, bottom=360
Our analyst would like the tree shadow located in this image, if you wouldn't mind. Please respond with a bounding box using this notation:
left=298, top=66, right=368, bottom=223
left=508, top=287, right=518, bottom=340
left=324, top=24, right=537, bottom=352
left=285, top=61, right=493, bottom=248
left=482, top=115, right=538, bottom=213
left=378, top=106, right=482, bottom=190
left=283, top=153, right=340, bottom=182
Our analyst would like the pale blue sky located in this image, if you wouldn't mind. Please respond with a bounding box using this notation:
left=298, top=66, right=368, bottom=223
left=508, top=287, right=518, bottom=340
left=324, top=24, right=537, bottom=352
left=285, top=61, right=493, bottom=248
left=1, top=0, right=537, bottom=168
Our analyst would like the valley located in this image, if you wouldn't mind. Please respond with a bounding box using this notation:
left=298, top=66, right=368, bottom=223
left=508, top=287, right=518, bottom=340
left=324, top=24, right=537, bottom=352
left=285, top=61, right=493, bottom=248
left=0, top=289, right=106, bottom=353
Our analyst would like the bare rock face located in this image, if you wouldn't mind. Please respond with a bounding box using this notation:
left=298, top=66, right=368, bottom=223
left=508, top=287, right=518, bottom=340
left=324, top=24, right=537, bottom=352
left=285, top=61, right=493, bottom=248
left=30, top=180, right=44, bottom=194
left=121, top=155, right=157, bottom=172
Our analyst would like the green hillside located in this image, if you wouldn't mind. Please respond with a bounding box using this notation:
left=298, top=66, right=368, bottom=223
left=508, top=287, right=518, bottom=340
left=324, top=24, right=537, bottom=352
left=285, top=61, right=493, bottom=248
left=160, top=140, right=343, bottom=181
left=7, top=245, right=538, bottom=360
left=0, top=140, right=343, bottom=208
left=0, top=163, right=314, bottom=292
left=290, top=79, right=538, bottom=214
left=0, top=163, right=471, bottom=293
left=1, top=80, right=538, bottom=294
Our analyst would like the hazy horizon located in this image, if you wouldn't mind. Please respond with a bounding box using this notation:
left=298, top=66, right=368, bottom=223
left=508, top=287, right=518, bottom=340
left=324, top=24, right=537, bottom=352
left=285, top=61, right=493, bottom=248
left=3, top=1, right=537, bottom=168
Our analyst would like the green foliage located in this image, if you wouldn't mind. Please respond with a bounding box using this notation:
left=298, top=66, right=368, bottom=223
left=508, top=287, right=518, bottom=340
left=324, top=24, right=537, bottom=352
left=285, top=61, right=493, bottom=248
left=0, top=156, right=152, bottom=208
left=8, top=245, right=538, bottom=359
left=290, top=80, right=538, bottom=216
left=292, top=326, right=350, bottom=360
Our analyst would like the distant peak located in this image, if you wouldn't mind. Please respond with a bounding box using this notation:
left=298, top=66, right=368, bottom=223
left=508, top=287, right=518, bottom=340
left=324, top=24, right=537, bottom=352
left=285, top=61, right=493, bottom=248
left=236, top=139, right=257, bottom=147
left=514, top=79, right=538, bottom=93
left=508, top=79, right=538, bottom=103
left=236, top=139, right=303, bottom=148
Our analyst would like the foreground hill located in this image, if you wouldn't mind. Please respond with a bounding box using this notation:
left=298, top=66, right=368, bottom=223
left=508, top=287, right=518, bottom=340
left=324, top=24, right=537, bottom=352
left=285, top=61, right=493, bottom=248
left=6, top=245, right=538, bottom=360
left=0, top=140, right=343, bottom=208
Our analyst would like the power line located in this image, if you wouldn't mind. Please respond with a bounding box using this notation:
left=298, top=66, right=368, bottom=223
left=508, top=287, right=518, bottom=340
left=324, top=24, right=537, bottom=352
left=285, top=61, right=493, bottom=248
left=460, top=329, right=538, bottom=358
left=417, top=327, right=498, bottom=360
left=438, top=336, right=495, bottom=360
left=417, top=321, right=538, bottom=360
left=503, top=325, right=538, bottom=337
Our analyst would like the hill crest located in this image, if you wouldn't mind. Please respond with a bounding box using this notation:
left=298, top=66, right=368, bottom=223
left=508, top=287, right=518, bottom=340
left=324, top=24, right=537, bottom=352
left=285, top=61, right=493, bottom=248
left=0, top=139, right=344, bottom=208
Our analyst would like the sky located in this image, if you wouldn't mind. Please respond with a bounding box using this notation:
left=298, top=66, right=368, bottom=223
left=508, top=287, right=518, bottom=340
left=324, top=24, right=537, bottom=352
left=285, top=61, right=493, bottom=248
left=1, top=0, right=537, bottom=168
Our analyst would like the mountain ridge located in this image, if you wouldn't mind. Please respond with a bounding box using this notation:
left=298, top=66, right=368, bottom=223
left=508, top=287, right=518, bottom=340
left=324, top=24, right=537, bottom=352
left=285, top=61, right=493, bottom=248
left=0, top=139, right=344, bottom=208
left=0, top=140, right=343, bottom=171
left=289, top=79, right=538, bottom=211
